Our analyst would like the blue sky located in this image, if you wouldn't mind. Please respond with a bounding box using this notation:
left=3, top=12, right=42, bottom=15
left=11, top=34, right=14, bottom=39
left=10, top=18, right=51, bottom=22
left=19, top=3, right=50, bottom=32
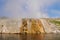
left=0, top=0, right=60, bottom=18
left=47, top=1, right=60, bottom=18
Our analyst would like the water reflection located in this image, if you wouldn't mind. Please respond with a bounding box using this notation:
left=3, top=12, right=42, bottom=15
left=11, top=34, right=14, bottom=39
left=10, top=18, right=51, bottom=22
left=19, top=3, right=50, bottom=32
left=0, top=34, right=60, bottom=40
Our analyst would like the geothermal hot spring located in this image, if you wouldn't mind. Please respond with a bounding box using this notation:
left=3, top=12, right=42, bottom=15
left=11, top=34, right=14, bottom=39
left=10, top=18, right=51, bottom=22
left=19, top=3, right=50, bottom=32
left=1, top=18, right=60, bottom=34
left=0, top=0, right=60, bottom=40
left=19, top=18, right=60, bottom=34
left=0, top=18, right=60, bottom=40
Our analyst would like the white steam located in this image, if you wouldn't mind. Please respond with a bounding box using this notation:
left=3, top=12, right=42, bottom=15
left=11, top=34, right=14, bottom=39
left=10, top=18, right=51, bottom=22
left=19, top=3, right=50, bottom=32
left=4, top=0, right=56, bottom=18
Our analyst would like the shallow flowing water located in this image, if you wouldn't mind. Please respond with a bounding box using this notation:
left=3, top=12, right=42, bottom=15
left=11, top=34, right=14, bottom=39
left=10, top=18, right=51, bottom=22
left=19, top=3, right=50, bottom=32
left=0, top=34, right=60, bottom=40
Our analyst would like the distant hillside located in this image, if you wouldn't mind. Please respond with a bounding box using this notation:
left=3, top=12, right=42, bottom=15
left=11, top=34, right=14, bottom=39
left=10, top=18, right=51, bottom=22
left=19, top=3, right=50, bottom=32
left=0, top=16, right=9, bottom=19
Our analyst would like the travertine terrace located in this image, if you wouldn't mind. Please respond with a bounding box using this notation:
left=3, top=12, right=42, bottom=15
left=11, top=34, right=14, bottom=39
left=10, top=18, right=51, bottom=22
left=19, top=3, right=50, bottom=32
left=0, top=18, right=60, bottom=34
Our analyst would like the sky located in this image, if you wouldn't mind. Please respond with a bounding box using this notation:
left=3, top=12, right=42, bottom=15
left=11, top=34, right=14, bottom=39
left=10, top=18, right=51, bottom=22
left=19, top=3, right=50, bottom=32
left=0, top=0, right=60, bottom=18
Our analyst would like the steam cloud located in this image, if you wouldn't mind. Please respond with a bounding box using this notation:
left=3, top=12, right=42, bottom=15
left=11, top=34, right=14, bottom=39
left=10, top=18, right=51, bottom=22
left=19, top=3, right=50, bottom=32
left=4, top=0, right=57, bottom=18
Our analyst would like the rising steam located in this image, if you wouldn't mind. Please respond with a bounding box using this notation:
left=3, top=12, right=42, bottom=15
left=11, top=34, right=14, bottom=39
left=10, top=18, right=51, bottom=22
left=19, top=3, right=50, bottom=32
left=4, top=0, right=56, bottom=18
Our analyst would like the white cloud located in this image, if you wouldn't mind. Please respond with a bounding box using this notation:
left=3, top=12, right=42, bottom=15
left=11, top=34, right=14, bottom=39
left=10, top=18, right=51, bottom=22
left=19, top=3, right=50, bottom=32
left=4, top=0, right=57, bottom=18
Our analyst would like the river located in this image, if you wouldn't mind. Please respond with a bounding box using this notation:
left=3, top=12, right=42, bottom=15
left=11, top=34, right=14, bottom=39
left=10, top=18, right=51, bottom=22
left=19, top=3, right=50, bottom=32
left=0, top=34, right=60, bottom=40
